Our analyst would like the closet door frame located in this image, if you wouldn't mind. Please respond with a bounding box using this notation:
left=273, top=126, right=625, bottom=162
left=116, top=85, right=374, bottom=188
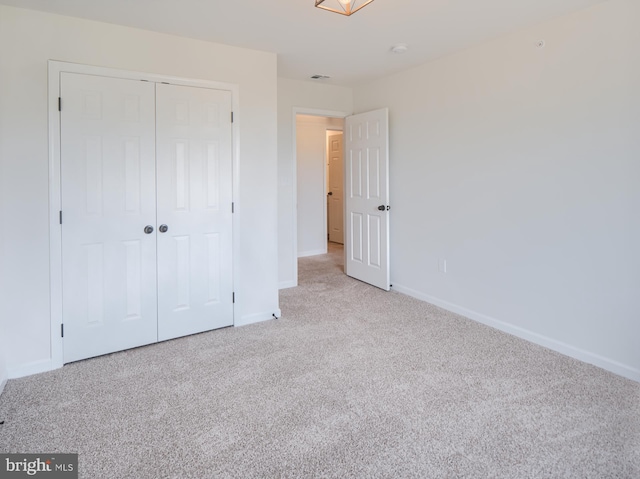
left=48, top=61, right=240, bottom=370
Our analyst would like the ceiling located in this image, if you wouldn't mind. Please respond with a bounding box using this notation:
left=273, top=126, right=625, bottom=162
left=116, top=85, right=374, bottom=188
left=0, top=0, right=607, bottom=86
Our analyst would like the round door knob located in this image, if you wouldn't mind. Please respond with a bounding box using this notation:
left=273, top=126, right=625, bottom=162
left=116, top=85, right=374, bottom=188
left=327, top=191, right=333, bottom=196
left=144, top=225, right=154, bottom=234
left=377, top=205, right=386, bottom=211
left=159, top=224, right=168, bottom=233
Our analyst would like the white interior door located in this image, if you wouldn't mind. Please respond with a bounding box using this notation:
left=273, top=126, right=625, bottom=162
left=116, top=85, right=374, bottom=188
left=156, top=84, right=234, bottom=341
left=61, top=72, right=158, bottom=363
left=328, top=132, right=344, bottom=244
left=344, top=108, right=390, bottom=291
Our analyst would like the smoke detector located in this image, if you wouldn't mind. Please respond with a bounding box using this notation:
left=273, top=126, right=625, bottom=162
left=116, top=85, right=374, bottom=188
left=390, top=43, right=409, bottom=54
left=310, top=74, right=331, bottom=80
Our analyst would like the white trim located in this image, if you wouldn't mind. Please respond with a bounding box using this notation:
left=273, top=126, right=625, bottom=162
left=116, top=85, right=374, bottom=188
left=279, top=280, right=297, bottom=290
left=292, top=107, right=350, bottom=288
left=0, top=376, right=7, bottom=396
left=235, top=309, right=282, bottom=327
left=48, top=60, right=240, bottom=371
left=8, top=359, right=54, bottom=379
left=298, top=248, right=327, bottom=258
left=392, top=283, right=640, bottom=383
left=323, top=132, right=327, bottom=248
left=48, top=62, right=63, bottom=372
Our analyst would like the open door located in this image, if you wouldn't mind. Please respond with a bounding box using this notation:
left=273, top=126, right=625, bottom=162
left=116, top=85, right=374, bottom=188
left=344, top=108, right=390, bottom=291
left=328, top=132, right=344, bottom=244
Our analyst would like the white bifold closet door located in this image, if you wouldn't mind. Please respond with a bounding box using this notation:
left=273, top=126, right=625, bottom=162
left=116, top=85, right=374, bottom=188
left=61, top=73, right=158, bottom=363
left=155, top=83, right=234, bottom=341
left=60, top=72, right=233, bottom=363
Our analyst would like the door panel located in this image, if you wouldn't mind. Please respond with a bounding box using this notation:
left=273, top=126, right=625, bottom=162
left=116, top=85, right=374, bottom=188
left=328, top=133, right=344, bottom=244
left=345, top=108, right=390, bottom=291
left=61, top=72, right=158, bottom=363
left=156, top=84, right=234, bottom=341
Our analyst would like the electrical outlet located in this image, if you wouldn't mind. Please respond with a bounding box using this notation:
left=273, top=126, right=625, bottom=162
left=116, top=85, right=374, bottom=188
left=438, top=259, right=447, bottom=273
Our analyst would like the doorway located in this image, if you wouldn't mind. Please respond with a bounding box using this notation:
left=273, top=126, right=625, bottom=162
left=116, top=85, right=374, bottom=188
left=291, top=107, right=391, bottom=290
left=295, top=113, right=345, bottom=260
left=291, top=108, right=391, bottom=291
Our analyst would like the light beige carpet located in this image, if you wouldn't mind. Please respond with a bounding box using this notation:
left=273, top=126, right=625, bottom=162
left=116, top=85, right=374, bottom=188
left=1, top=243, right=639, bottom=478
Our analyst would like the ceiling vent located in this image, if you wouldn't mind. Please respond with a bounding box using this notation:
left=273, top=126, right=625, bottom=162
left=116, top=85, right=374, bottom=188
left=310, top=74, right=331, bottom=80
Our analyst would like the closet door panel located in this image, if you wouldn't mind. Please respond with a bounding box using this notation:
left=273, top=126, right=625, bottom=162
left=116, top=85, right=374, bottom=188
left=60, top=72, right=158, bottom=363
left=156, top=84, right=234, bottom=340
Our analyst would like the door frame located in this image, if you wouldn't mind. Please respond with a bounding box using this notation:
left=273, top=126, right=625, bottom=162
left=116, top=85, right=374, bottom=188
left=48, top=61, right=240, bottom=370
left=291, top=108, right=349, bottom=287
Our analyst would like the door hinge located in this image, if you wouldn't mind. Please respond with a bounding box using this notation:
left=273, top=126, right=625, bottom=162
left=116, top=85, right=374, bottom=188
left=232, top=292, right=235, bottom=303
left=59, top=211, right=62, bottom=225
left=231, top=112, right=234, bottom=123
left=232, top=202, right=235, bottom=214
left=58, top=97, right=62, bottom=112
left=61, top=324, right=64, bottom=338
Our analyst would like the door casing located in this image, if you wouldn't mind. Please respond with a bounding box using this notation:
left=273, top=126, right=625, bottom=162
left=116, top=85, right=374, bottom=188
left=48, top=61, right=240, bottom=370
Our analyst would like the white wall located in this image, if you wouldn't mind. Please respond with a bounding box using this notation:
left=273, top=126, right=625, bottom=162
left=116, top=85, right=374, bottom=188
left=0, top=103, right=6, bottom=394
left=0, top=5, right=280, bottom=377
left=0, top=337, right=7, bottom=396
left=296, top=116, right=344, bottom=257
left=277, top=78, right=353, bottom=287
left=353, top=0, right=640, bottom=381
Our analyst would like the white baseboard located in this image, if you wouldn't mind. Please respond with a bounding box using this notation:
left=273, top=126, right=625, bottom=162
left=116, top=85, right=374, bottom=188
left=298, top=249, right=326, bottom=258
left=279, top=280, right=297, bottom=290
left=235, top=309, right=282, bottom=327
left=7, top=358, right=55, bottom=380
left=392, top=283, right=640, bottom=383
left=0, top=376, right=7, bottom=396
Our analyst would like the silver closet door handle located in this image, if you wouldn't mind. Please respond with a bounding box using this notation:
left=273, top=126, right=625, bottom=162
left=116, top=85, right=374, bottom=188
left=159, top=224, right=168, bottom=233
left=144, top=225, right=154, bottom=234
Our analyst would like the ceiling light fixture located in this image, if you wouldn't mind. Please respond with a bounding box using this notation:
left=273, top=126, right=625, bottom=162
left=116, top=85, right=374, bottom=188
left=315, top=0, right=374, bottom=16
